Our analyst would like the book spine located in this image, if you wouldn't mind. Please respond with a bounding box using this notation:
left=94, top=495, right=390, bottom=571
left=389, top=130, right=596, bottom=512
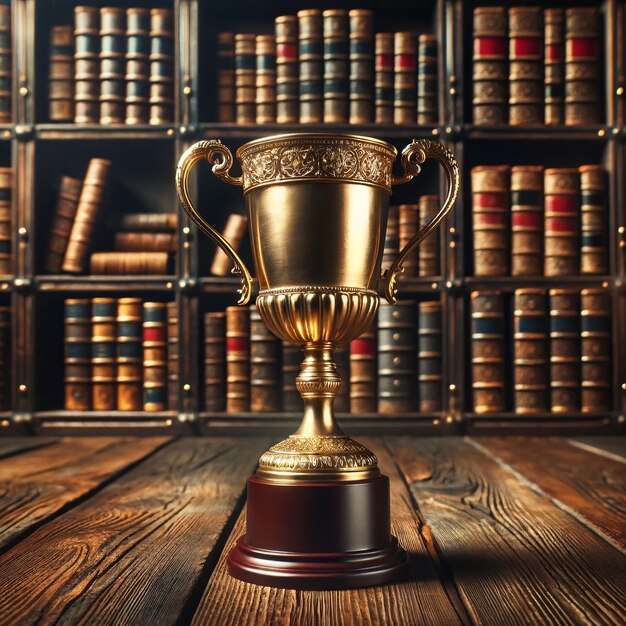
left=62, top=158, right=112, bottom=273
left=298, top=9, right=323, bottom=124
left=382, top=204, right=398, bottom=274
left=166, top=301, right=179, bottom=411
left=377, top=300, right=417, bottom=413
left=91, top=297, right=117, bottom=410
left=418, top=195, right=440, bottom=277
left=471, top=165, right=510, bottom=276
left=323, top=10, right=349, bottom=123
left=143, top=302, right=167, bottom=411
left=275, top=15, right=298, bottom=124
left=74, top=6, right=100, bottom=124
left=114, top=232, right=176, bottom=252
left=471, top=291, right=505, bottom=413
left=235, top=33, right=256, bottom=124
left=549, top=289, right=580, bottom=412
left=116, top=297, right=142, bottom=411
left=116, top=212, right=177, bottom=232
left=210, top=213, right=247, bottom=276
left=333, top=342, right=350, bottom=413
left=125, top=8, right=150, bottom=125
left=514, top=289, right=549, bottom=413
left=511, top=165, right=543, bottom=276
left=256, top=35, right=276, bottom=124
left=394, top=32, right=416, bottom=125
left=473, top=7, right=507, bottom=125
left=581, top=288, right=612, bottom=412
left=250, top=305, right=281, bottom=412
left=544, top=168, right=580, bottom=276
left=282, top=342, right=302, bottom=412
left=508, top=7, right=543, bottom=125
left=99, top=7, right=125, bottom=125
left=149, top=9, right=174, bottom=125
left=565, top=8, right=601, bottom=125
left=374, top=33, right=394, bottom=124
left=349, top=9, right=374, bottom=124
left=45, top=176, right=83, bottom=274
left=226, top=305, right=250, bottom=412
left=544, top=8, right=564, bottom=125
left=418, top=34, right=437, bottom=124
left=418, top=301, right=442, bottom=412
left=580, top=165, right=608, bottom=275
left=0, top=5, right=9, bottom=123
left=350, top=325, right=376, bottom=413
left=90, top=251, right=168, bottom=275
left=398, top=204, right=419, bottom=277
left=49, top=25, right=74, bottom=122
left=0, top=305, right=9, bottom=409
left=217, top=32, right=235, bottom=122
left=0, top=167, right=10, bottom=275
left=204, top=312, right=226, bottom=412
left=64, top=298, right=92, bottom=410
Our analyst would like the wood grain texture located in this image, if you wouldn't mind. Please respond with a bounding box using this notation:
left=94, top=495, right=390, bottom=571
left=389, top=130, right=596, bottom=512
left=475, top=437, right=626, bottom=550
left=0, top=437, right=269, bottom=626
left=570, top=437, right=626, bottom=461
left=388, top=437, right=626, bottom=626
left=191, top=437, right=465, bottom=626
left=0, top=436, right=168, bottom=550
left=0, top=437, right=56, bottom=460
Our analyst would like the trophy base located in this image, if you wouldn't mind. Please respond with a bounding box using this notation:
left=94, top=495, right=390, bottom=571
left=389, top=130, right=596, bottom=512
left=227, top=474, right=410, bottom=590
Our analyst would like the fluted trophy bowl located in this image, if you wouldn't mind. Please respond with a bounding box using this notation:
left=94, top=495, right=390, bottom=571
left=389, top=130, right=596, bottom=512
left=176, top=133, right=459, bottom=484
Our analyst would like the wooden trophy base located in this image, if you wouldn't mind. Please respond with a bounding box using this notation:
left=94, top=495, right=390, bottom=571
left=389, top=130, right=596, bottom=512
left=227, top=474, right=409, bottom=590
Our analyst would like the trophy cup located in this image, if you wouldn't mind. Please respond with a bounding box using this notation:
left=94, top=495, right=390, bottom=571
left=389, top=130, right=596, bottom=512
left=176, top=133, right=459, bottom=589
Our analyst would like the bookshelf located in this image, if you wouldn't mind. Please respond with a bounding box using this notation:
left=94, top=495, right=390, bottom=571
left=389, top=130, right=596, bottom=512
left=0, top=0, right=623, bottom=436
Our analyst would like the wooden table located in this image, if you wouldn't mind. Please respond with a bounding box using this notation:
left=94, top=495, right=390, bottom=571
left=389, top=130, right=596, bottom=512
left=0, top=436, right=624, bottom=625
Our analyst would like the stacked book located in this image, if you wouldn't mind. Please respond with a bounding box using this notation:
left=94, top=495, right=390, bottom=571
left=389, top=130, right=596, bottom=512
left=0, top=2, right=9, bottom=123
left=217, top=7, right=437, bottom=125
left=471, top=164, right=608, bottom=277
left=64, top=297, right=178, bottom=411
left=472, top=6, right=602, bottom=125
left=49, top=26, right=74, bottom=121
left=0, top=167, right=10, bottom=275
left=0, top=304, right=9, bottom=410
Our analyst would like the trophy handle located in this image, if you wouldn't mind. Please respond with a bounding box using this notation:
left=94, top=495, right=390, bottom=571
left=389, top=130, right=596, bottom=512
left=176, top=139, right=254, bottom=305
left=382, top=138, right=460, bottom=304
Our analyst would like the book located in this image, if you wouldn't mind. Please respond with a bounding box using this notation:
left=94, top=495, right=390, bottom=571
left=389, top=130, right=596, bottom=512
left=166, top=301, right=179, bottom=411
left=99, top=7, right=125, bottom=125
left=374, top=33, right=394, bottom=124
left=513, top=289, right=549, bottom=414
left=143, top=302, right=167, bottom=411
left=62, top=158, right=112, bottom=273
left=418, top=195, right=440, bottom=277
left=210, top=213, right=247, bottom=276
left=226, top=305, right=250, bottom=412
left=417, top=34, right=437, bottom=124
left=298, top=9, right=323, bottom=124
left=204, top=312, right=226, bottom=412
left=323, top=10, right=349, bottom=123
left=398, top=204, right=419, bottom=277
left=114, top=212, right=177, bottom=232
left=74, top=6, right=100, bottom=124
left=275, top=15, right=298, bottom=124
left=282, top=342, right=302, bottom=412
left=511, top=165, right=543, bottom=276
left=90, top=251, right=169, bottom=275
left=544, top=8, right=564, bottom=125
left=217, top=32, right=235, bottom=122
left=114, top=232, right=177, bottom=252
left=382, top=204, right=398, bottom=272
left=471, top=291, right=505, bottom=413
left=580, top=165, right=608, bottom=275
left=349, top=9, right=374, bottom=124
left=235, top=33, right=255, bottom=124
left=125, top=8, right=150, bottom=125
left=334, top=342, right=350, bottom=412
left=418, top=301, right=442, bottom=412
left=0, top=4, right=9, bottom=122
left=471, top=165, right=510, bottom=276
left=0, top=305, right=9, bottom=410
left=116, top=297, right=142, bottom=411
left=256, top=35, right=276, bottom=124
left=349, top=325, right=376, bottom=413
left=91, top=297, right=117, bottom=410
left=64, top=298, right=92, bottom=410
left=0, top=167, right=10, bottom=275
left=149, top=9, right=174, bottom=125
left=49, top=25, right=74, bottom=122
left=394, top=32, right=417, bottom=125
left=250, top=305, right=281, bottom=412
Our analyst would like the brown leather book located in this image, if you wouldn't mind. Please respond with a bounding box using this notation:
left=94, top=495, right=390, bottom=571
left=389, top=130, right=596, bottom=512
left=418, top=195, right=440, bottom=277
left=166, top=301, right=179, bottom=411
left=275, top=15, right=298, bottom=124
left=544, top=8, right=564, bottom=125
left=348, top=9, right=374, bottom=124
left=382, top=204, right=398, bottom=273
left=116, top=297, right=142, bottom=411
left=143, top=302, right=167, bottom=411
left=90, top=251, right=169, bottom=275
left=217, top=32, right=235, bottom=123
left=204, top=312, right=226, bottom=412
left=49, top=25, right=74, bottom=121
left=149, top=9, right=174, bottom=125
left=256, top=35, right=276, bottom=124
left=99, top=7, right=125, bottom=125
left=74, top=6, right=100, bottom=123
left=323, top=10, right=349, bottom=123
left=235, top=34, right=256, bottom=124
left=298, top=9, right=323, bottom=124
left=511, top=166, right=543, bottom=276
left=0, top=167, right=11, bottom=275
left=418, top=301, right=442, bottom=412
left=92, top=297, right=117, bottom=410
left=374, top=32, right=394, bottom=124
left=250, top=305, right=281, bottom=412
left=65, top=298, right=92, bottom=411
left=350, top=326, right=376, bottom=413
left=210, top=214, right=247, bottom=276
left=398, top=204, right=419, bottom=277
left=226, top=305, right=250, bottom=412
left=417, top=34, right=437, bottom=124
left=115, top=212, right=177, bottom=231
left=393, top=32, right=417, bottom=125
left=125, top=8, right=150, bottom=125
left=114, top=232, right=177, bottom=252
left=579, top=165, right=608, bottom=275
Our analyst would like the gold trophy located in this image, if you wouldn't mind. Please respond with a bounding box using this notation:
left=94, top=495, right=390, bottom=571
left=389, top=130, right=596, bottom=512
left=176, top=133, right=459, bottom=589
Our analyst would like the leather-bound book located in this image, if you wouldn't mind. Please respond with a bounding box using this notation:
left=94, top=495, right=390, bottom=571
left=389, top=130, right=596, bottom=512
left=74, top=6, right=100, bottom=123
left=217, top=32, right=235, bottom=122
left=393, top=32, right=417, bottom=125
left=114, top=232, right=177, bottom=252
left=234, top=33, right=255, bottom=124
left=350, top=325, right=376, bottom=413
left=418, top=195, right=440, bottom=277
left=116, top=297, right=142, bottom=411
left=508, top=7, right=543, bottom=125
left=544, top=168, right=579, bottom=276
left=471, top=165, right=510, bottom=276
left=471, top=291, right=505, bottom=413
left=0, top=167, right=10, bottom=275
left=210, top=213, right=247, bottom=276
left=49, top=25, right=74, bottom=121
left=298, top=9, right=323, bottom=124
left=378, top=300, right=417, bottom=413
left=544, top=8, right=564, bottom=125
left=549, top=289, right=580, bottom=412
left=513, top=289, right=548, bottom=414
left=511, top=165, right=543, bottom=276
left=565, top=8, right=601, bottom=125
left=65, top=299, right=92, bottom=410
left=579, top=165, right=608, bottom=275
left=0, top=4, right=9, bottom=122
left=250, top=305, right=281, bottom=412
left=45, top=176, right=83, bottom=273
left=90, top=251, right=169, bottom=275
left=323, top=10, right=349, bottom=123
left=143, top=302, right=167, bottom=411
left=581, top=288, right=612, bottom=412
left=62, top=158, right=112, bottom=273
left=125, top=8, right=150, bottom=125
left=204, top=312, right=226, bottom=412
left=226, top=305, right=250, bottom=412
left=398, top=204, right=419, bottom=278
left=275, top=15, right=298, bottom=124
left=149, top=9, right=174, bottom=125
left=375, top=32, right=394, bottom=124
left=0, top=305, right=9, bottom=409
left=382, top=204, right=398, bottom=273
left=418, top=301, right=442, bottom=412
left=91, top=297, right=117, bottom=410
left=334, top=342, right=350, bottom=413
left=256, top=35, right=276, bottom=124
left=282, top=342, right=302, bottom=412
left=348, top=9, right=374, bottom=124
left=473, top=7, right=507, bottom=125
left=166, top=301, right=179, bottom=411
left=99, top=7, right=125, bottom=125
left=417, top=34, right=437, bottom=124
left=115, top=212, right=177, bottom=231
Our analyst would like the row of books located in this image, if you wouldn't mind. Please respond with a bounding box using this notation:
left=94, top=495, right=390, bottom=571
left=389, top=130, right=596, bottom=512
left=217, top=8, right=437, bottom=125
left=472, top=164, right=608, bottom=277
left=204, top=300, right=443, bottom=415
left=0, top=304, right=9, bottom=410
left=64, top=298, right=178, bottom=411
left=471, top=288, right=612, bottom=414
left=49, top=6, right=174, bottom=125
left=473, top=6, right=602, bottom=126
left=0, top=3, right=9, bottom=123
left=0, top=167, right=10, bottom=275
